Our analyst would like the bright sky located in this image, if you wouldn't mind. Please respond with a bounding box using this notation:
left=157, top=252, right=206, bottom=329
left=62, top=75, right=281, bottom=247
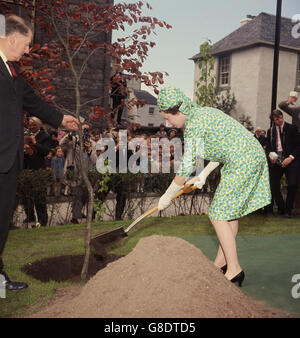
left=114, top=0, right=300, bottom=98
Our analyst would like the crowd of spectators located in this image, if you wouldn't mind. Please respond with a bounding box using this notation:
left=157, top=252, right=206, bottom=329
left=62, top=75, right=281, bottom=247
left=22, top=117, right=185, bottom=225
left=252, top=91, right=300, bottom=218
left=22, top=93, right=300, bottom=226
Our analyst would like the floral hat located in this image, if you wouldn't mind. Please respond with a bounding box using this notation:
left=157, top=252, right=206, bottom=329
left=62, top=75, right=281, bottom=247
left=157, top=86, right=196, bottom=116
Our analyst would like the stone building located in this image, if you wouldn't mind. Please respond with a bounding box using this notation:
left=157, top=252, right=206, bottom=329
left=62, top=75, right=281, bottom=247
left=191, top=13, right=300, bottom=131
left=122, top=78, right=165, bottom=127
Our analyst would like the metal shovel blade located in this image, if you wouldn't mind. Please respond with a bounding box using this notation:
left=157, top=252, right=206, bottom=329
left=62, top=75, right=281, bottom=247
left=90, top=184, right=197, bottom=257
left=91, top=226, right=127, bottom=245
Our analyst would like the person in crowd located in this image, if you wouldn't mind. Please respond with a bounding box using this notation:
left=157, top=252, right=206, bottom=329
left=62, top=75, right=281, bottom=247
left=45, top=150, right=54, bottom=171
left=168, top=128, right=178, bottom=140
left=110, top=71, right=127, bottom=125
left=51, top=146, right=65, bottom=180
left=49, top=129, right=59, bottom=149
left=278, top=91, right=300, bottom=132
left=266, top=109, right=300, bottom=218
left=57, top=129, right=66, bottom=142
left=51, top=146, right=66, bottom=196
left=23, top=117, right=52, bottom=228
left=0, top=14, right=78, bottom=291
left=59, top=123, right=92, bottom=224
left=89, top=129, right=101, bottom=167
left=104, top=120, right=118, bottom=140
left=254, top=127, right=267, bottom=149
left=113, top=130, right=133, bottom=220
left=156, top=123, right=167, bottom=138
left=157, top=87, right=271, bottom=287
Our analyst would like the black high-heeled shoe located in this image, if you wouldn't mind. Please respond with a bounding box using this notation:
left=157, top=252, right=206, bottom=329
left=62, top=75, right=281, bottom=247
left=230, top=270, right=245, bottom=287
left=220, top=265, right=227, bottom=274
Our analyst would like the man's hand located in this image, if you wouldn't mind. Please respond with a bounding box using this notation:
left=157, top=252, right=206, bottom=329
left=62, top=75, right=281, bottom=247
left=61, top=115, right=79, bottom=131
left=24, top=144, right=34, bottom=156
left=30, top=135, right=36, bottom=145
left=281, top=157, right=293, bottom=168
left=287, top=95, right=298, bottom=105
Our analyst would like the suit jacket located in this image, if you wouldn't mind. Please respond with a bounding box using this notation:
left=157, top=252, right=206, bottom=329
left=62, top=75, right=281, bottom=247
left=254, top=134, right=266, bottom=148
left=24, top=130, right=52, bottom=170
left=266, top=122, right=300, bottom=160
left=0, top=58, right=63, bottom=173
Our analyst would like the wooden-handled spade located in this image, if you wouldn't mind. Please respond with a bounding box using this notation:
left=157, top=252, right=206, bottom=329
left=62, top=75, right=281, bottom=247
left=90, top=184, right=197, bottom=257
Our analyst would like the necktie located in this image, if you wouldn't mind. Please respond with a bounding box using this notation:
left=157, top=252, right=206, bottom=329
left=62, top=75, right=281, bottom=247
left=276, top=126, right=283, bottom=152
left=6, top=61, right=18, bottom=78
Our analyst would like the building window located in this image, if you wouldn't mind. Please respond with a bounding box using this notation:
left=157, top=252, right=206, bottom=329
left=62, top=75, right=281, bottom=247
left=218, top=55, right=231, bottom=87
left=149, top=107, right=154, bottom=115
left=148, top=123, right=154, bottom=127
left=297, top=55, right=300, bottom=90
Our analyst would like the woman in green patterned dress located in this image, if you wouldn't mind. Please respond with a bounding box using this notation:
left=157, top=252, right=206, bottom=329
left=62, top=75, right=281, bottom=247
left=157, top=87, right=271, bottom=286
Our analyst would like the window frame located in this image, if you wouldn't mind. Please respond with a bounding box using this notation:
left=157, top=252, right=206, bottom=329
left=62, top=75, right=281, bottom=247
left=148, top=106, right=155, bottom=115
left=218, top=54, right=231, bottom=89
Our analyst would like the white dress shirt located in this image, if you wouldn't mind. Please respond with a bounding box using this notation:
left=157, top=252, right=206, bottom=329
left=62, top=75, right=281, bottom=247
left=0, top=47, right=12, bottom=76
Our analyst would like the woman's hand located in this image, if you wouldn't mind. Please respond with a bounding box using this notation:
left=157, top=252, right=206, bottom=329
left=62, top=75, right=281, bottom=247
left=186, top=161, right=220, bottom=189
left=158, top=181, right=183, bottom=211
left=186, top=173, right=206, bottom=190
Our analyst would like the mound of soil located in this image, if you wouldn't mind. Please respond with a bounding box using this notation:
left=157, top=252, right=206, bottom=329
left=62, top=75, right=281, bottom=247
left=30, top=235, right=289, bottom=318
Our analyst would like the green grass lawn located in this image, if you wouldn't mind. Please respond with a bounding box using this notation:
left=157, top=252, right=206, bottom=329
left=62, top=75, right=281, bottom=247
left=1, top=214, right=300, bottom=318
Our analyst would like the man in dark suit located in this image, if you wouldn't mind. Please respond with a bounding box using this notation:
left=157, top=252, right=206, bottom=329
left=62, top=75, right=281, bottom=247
left=266, top=110, right=300, bottom=218
left=113, top=130, right=133, bottom=220
left=0, top=14, right=78, bottom=291
left=110, top=71, right=127, bottom=125
left=23, top=117, right=52, bottom=227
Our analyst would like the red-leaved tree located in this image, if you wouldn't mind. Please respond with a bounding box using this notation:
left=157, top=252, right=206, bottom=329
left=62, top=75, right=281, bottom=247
left=0, top=0, right=171, bottom=280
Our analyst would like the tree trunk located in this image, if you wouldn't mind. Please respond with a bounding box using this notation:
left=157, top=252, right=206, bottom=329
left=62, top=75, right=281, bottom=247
left=80, top=168, right=94, bottom=281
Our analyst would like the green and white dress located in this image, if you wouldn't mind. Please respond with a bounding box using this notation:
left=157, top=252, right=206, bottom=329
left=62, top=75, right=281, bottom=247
left=158, top=87, right=271, bottom=221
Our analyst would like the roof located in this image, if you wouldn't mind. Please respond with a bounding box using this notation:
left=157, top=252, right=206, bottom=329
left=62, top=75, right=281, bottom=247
left=133, top=89, right=157, bottom=105
left=191, top=12, right=300, bottom=60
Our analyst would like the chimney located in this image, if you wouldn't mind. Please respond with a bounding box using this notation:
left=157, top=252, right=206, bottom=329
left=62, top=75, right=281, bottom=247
left=240, top=15, right=255, bottom=26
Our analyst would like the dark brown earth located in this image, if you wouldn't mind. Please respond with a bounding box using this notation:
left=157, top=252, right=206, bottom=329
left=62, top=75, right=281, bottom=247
left=21, top=253, right=122, bottom=283
left=27, top=235, right=291, bottom=318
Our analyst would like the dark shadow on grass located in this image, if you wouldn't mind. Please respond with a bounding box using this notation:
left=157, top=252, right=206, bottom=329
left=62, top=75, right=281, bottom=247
left=21, top=253, right=123, bottom=283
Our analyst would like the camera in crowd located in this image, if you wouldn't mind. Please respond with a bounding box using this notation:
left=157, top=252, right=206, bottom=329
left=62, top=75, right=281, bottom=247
left=83, top=128, right=89, bottom=144
left=24, top=129, right=33, bottom=148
